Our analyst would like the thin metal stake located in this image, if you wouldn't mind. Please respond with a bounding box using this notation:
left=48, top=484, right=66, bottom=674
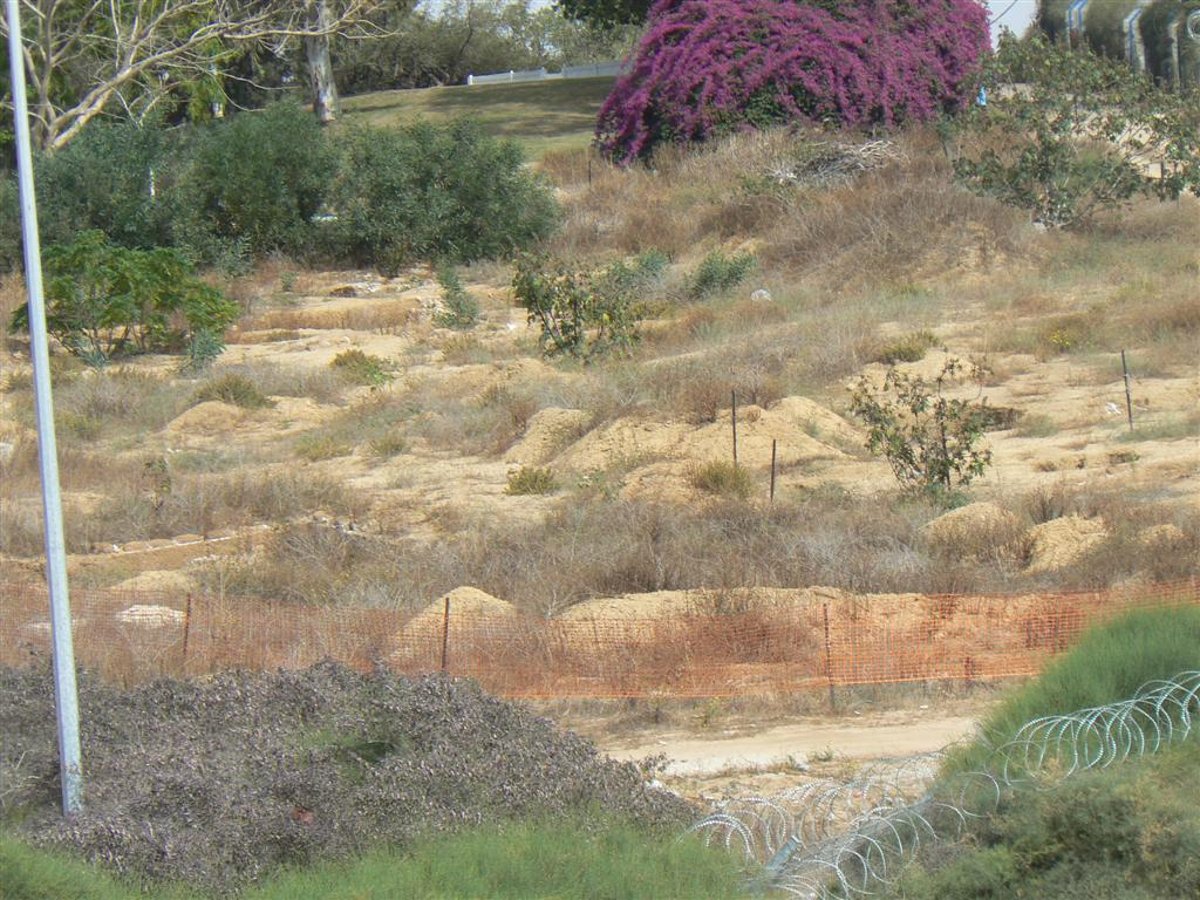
left=770, top=439, right=777, bottom=502
left=1121, top=349, right=1134, bottom=432
left=182, top=593, right=193, bottom=668
left=6, top=0, right=83, bottom=817
left=440, top=595, right=451, bottom=672
left=731, top=390, right=738, bottom=467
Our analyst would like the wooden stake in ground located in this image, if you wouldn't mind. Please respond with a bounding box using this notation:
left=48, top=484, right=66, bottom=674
left=1121, top=349, right=1134, bottom=432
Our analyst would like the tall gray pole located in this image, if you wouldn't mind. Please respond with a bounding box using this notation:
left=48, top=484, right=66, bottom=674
left=5, top=0, right=84, bottom=816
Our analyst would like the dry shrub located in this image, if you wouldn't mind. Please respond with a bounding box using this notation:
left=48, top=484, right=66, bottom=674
left=207, top=360, right=347, bottom=403
left=46, top=367, right=190, bottom=443
left=758, top=132, right=1027, bottom=289
left=404, top=378, right=545, bottom=457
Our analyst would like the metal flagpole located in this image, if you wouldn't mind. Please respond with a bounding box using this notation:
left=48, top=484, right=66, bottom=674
left=5, top=0, right=84, bottom=816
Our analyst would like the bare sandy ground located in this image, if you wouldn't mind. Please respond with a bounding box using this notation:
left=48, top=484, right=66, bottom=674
left=602, top=713, right=977, bottom=776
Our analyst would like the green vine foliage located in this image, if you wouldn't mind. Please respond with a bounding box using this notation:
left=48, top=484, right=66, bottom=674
left=849, top=358, right=993, bottom=498
left=512, top=254, right=652, bottom=360
left=9, top=230, right=239, bottom=365
left=949, top=34, right=1200, bottom=228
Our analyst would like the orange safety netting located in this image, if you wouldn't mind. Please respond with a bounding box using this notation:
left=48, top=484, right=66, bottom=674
left=2, top=579, right=1197, bottom=698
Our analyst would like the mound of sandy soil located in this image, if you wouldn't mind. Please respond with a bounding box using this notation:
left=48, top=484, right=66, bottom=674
left=922, top=502, right=1026, bottom=560
left=1025, top=515, right=1108, bottom=574
left=163, top=401, right=243, bottom=437
left=111, top=569, right=199, bottom=597
left=553, top=395, right=854, bottom=480
left=504, top=407, right=590, bottom=466
left=404, top=586, right=517, bottom=635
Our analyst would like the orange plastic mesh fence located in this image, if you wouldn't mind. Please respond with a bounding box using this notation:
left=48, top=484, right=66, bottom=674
left=2, top=580, right=1197, bottom=698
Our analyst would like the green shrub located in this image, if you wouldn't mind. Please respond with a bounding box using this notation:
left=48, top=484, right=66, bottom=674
left=182, top=103, right=335, bottom=259
left=0, top=176, right=22, bottom=273
left=950, top=35, right=1200, bottom=228
left=32, top=118, right=181, bottom=251
left=689, top=460, right=754, bottom=499
left=849, top=357, right=992, bottom=499
left=505, top=466, right=558, bottom=495
left=326, top=119, right=558, bottom=274
left=689, top=250, right=757, bottom=300
left=330, top=349, right=395, bottom=387
left=512, top=253, right=643, bottom=359
left=192, top=373, right=274, bottom=409
left=433, top=263, right=480, bottom=329
left=8, top=231, right=238, bottom=365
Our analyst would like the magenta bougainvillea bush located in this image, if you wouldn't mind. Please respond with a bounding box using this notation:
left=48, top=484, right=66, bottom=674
left=596, top=0, right=990, bottom=162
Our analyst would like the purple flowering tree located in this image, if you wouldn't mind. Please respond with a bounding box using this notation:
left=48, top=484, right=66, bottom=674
left=597, top=0, right=990, bottom=162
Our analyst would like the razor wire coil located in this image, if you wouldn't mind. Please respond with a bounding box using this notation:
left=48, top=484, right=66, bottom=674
left=690, top=669, right=1200, bottom=898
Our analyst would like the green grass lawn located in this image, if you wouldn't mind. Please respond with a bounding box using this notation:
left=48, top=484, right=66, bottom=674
left=339, top=77, right=615, bottom=159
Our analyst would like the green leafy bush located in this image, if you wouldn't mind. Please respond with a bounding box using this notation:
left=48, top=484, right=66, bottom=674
left=689, top=250, right=756, bottom=299
left=327, top=119, right=559, bottom=275
left=0, top=176, right=23, bottom=273
left=33, top=119, right=181, bottom=251
left=849, top=358, right=992, bottom=498
left=433, top=264, right=480, bottom=329
left=182, top=103, right=336, bottom=259
left=950, top=35, right=1200, bottom=228
left=8, top=231, right=238, bottom=365
left=329, top=349, right=396, bottom=387
left=512, top=253, right=645, bottom=359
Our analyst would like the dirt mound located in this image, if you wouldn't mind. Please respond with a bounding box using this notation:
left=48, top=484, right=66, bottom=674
left=504, top=407, right=589, bottom=466
left=398, top=587, right=519, bottom=661
left=922, top=502, right=1025, bottom=560
left=163, top=401, right=243, bottom=437
left=111, top=570, right=198, bottom=597
left=553, top=394, right=853, bottom=483
left=1025, top=515, right=1108, bottom=574
left=407, top=585, right=517, bottom=628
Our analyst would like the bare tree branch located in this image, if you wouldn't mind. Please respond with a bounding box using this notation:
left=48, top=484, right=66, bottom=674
left=3, top=0, right=389, bottom=149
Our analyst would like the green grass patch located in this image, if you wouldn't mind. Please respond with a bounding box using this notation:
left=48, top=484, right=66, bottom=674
left=689, top=460, right=754, bottom=500
left=339, top=78, right=615, bottom=160
left=329, top=349, right=396, bottom=387
left=192, top=373, right=274, bottom=409
left=874, top=329, right=939, bottom=364
left=248, top=819, right=749, bottom=900
left=951, top=606, right=1200, bottom=773
left=2, top=820, right=750, bottom=900
left=906, top=607, right=1200, bottom=897
left=0, top=833, right=157, bottom=900
left=505, top=465, right=558, bottom=495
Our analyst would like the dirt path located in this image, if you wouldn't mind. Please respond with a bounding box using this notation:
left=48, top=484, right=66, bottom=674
left=602, top=714, right=978, bottom=776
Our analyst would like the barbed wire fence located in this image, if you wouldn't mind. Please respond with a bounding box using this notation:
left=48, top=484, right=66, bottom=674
left=691, top=671, right=1200, bottom=897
